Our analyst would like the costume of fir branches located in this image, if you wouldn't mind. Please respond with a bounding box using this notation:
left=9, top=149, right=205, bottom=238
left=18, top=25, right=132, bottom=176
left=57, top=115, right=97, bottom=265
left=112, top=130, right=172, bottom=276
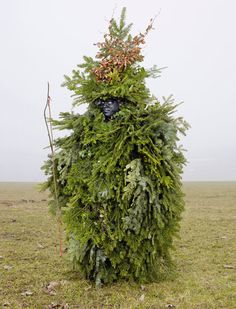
left=42, top=8, right=189, bottom=286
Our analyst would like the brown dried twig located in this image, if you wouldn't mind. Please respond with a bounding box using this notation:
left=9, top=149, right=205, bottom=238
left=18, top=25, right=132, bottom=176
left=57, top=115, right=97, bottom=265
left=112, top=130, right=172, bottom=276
left=44, top=82, right=63, bottom=257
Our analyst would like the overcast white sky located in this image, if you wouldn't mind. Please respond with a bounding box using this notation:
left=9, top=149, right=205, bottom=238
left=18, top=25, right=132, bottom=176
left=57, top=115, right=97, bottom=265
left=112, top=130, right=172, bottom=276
left=0, top=0, right=236, bottom=182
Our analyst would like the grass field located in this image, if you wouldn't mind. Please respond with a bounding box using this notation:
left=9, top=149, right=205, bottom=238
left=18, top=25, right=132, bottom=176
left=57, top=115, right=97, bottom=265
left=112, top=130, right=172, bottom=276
left=0, top=182, right=235, bottom=308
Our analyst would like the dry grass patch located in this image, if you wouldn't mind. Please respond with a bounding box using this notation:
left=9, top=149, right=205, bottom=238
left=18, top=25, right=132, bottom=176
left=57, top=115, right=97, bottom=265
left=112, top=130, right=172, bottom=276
left=0, top=182, right=236, bottom=308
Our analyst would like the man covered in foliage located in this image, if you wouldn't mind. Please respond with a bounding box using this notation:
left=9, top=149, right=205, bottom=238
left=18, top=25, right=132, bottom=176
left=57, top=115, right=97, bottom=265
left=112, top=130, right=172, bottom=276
left=42, top=8, right=189, bottom=286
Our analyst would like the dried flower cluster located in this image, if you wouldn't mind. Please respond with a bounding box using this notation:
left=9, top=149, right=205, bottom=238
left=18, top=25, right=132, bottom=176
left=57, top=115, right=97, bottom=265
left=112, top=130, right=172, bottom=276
left=92, top=20, right=154, bottom=82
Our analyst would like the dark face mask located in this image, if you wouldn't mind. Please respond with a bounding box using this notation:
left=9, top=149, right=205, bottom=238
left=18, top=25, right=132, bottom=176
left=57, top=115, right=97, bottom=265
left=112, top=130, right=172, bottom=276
left=97, top=99, right=120, bottom=121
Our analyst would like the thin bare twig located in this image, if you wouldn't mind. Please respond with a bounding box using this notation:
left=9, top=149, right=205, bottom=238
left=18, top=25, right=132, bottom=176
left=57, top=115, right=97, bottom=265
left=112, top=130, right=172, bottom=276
left=44, top=82, right=63, bottom=257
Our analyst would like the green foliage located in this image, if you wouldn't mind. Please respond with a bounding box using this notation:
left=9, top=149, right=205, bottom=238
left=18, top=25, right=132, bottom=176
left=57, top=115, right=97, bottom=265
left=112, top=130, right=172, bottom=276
left=108, top=7, right=133, bottom=41
left=62, top=65, right=153, bottom=106
left=42, top=7, right=189, bottom=286
left=42, top=98, right=189, bottom=285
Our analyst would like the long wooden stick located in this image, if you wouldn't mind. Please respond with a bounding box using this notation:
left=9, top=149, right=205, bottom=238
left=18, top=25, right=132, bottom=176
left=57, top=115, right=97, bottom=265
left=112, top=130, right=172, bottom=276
left=44, top=82, right=63, bottom=257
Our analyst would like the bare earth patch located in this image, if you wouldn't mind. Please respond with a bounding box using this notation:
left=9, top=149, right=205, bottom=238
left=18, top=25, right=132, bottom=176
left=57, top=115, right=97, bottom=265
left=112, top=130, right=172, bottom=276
left=0, top=182, right=235, bottom=308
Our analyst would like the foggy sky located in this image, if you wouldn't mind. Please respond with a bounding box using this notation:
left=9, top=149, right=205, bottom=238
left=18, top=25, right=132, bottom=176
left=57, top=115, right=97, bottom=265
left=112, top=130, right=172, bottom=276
left=0, top=0, right=236, bottom=182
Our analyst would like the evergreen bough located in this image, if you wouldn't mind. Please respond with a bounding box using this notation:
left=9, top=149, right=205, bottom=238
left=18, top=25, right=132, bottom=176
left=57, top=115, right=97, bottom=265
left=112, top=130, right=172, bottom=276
left=42, top=8, right=189, bottom=286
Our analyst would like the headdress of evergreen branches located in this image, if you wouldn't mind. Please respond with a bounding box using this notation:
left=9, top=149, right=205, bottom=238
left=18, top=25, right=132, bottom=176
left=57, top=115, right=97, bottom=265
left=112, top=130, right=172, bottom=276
left=62, top=8, right=161, bottom=106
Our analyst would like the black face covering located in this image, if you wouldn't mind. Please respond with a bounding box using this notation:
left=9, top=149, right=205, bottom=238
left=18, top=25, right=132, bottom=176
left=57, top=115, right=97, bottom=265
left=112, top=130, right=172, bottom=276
left=96, top=98, right=120, bottom=121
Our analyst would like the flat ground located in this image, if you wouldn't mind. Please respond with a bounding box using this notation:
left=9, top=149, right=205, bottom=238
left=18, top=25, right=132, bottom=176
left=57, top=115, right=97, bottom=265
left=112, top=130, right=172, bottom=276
left=0, top=182, right=235, bottom=309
